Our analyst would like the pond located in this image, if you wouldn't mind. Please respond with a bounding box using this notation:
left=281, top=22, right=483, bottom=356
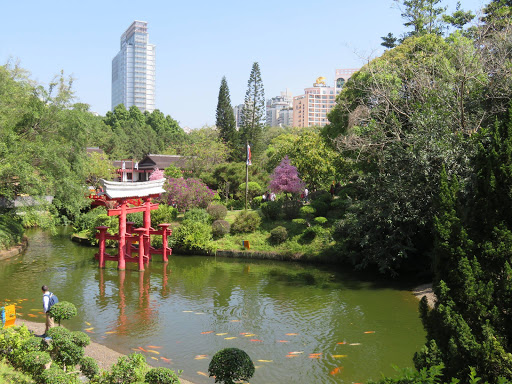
left=0, top=228, right=425, bottom=383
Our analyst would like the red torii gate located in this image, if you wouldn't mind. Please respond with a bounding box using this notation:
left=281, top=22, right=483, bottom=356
left=94, top=179, right=172, bottom=271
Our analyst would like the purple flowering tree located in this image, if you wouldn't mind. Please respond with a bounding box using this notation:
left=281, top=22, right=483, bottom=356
left=162, top=178, right=215, bottom=212
left=149, top=168, right=165, bottom=180
left=269, top=156, right=305, bottom=196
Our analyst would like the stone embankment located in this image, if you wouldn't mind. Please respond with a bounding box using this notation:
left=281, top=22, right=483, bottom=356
left=0, top=237, right=28, bottom=261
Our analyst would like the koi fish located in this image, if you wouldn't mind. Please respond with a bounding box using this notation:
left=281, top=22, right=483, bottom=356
left=216, top=333, right=228, bottom=336
left=30, top=309, right=39, bottom=311
left=244, top=334, right=256, bottom=337
left=28, top=314, right=37, bottom=317
left=147, top=346, right=162, bottom=349
left=364, top=331, right=375, bottom=334
left=195, top=355, right=208, bottom=360
left=85, top=322, right=91, bottom=326
left=150, top=357, right=158, bottom=361
left=286, top=354, right=296, bottom=358
left=289, top=351, right=303, bottom=355
left=147, top=350, right=160, bottom=355
left=194, top=312, right=205, bottom=315
left=349, top=343, right=361, bottom=346
left=330, top=367, right=343, bottom=375
left=5, top=299, right=10, bottom=301
left=225, top=337, right=237, bottom=340
left=278, top=340, right=289, bottom=343
left=131, top=348, right=140, bottom=352
left=105, top=331, right=117, bottom=334
left=230, top=320, right=240, bottom=322
left=309, top=353, right=322, bottom=358
left=38, top=312, right=44, bottom=314
left=85, top=329, right=94, bottom=333
left=285, top=333, right=298, bottom=336
left=138, top=347, right=148, bottom=352
left=182, top=310, right=193, bottom=313
left=257, top=360, right=273, bottom=363
left=85, top=327, right=94, bottom=331
left=201, top=331, right=214, bottom=334
left=160, top=357, right=172, bottom=363
left=240, top=332, right=250, bottom=335
left=250, top=339, right=263, bottom=342
left=197, top=371, right=209, bottom=377
left=337, top=342, right=347, bottom=345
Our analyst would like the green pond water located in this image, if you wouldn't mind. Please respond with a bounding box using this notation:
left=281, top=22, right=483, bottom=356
left=0, top=228, right=425, bottom=384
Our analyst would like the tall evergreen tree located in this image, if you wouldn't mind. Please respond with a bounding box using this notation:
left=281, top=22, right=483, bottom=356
left=240, top=62, right=265, bottom=161
left=395, top=0, right=446, bottom=36
left=215, top=76, right=238, bottom=159
left=381, top=32, right=398, bottom=49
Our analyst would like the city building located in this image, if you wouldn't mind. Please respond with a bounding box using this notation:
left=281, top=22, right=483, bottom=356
left=278, top=107, right=294, bottom=127
left=293, top=69, right=358, bottom=128
left=112, top=21, right=156, bottom=113
left=266, top=90, right=293, bottom=127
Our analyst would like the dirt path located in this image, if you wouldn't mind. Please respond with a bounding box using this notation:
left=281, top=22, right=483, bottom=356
left=15, top=319, right=196, bottom=384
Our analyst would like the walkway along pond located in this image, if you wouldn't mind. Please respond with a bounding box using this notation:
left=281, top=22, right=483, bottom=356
left=0, top=228, right=426, bottom=384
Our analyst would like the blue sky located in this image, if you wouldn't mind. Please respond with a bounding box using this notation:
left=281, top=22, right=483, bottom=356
left=2, top=0, right=486, bottom=129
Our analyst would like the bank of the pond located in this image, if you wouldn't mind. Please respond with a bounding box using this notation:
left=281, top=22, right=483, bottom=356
left=413, top=283, right=435, bottom=308
left=0, top=237, right=28, bottom=261
left=14, top=319, right=196, bottom=384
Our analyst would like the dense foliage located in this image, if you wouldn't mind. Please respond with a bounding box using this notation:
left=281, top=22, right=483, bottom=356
left=162, top=178, right=215, bottom=212
left=208, top=348, right=255, bottom=384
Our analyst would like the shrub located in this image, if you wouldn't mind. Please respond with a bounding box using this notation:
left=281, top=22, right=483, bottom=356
left=282, top=200, right=302, bottom=220
left=269, top=226, right=288, bottom=244
left=292, top=218, right=307, bottom=226
left=208, top=348, right=255, bottom=384
left=145, top=367, right=182, bottom=384
left=0, top=357, right=34, bottom=384
left=164, top=164, right=182, bottom=179
left=310, top=190, right=331, bottom=203
left=71, top=331, right=90, bottom=348
left=260, top=201, right=281, bottom=220
left=251, top=196, right=263, bottom=209
left=40, top=364, right=79, bottom=384
left=105, top=353, right=148, bottom=384
left=314, top=217, right=328, bottom=225
left=207, top=204, right=227, bottom=221
left=73, top=207, right=107, bottom=233
left=226, top=199, right=244, bottom=210
left=151, top=204, right=178, bottom=226
left=48, top=302, right=77, bottom=326
left=237, top=182, right=263, bottom=201
left=163, top=178, right=215, bottom=212
left=45, top=327, right=85, bottom=371
left=183, top=208, right=210, bottom=224
left=231, top=211, right=261, bottom=233
left=212, top=220, right=230, bottom=238
left=311, top=201, right=329, bottom=217
left=0, top=325, right=34, bottom=367
left=80, top=356, right=99, bottom=381
left=171, top=221, right=213, bottom=252
left=0, top=211, right=24, bottom=250
left=300, top=225, right=326, bottom=244
left=299, top=206, right=316, bottom=220
left=20, top=351, right=51, bottom=378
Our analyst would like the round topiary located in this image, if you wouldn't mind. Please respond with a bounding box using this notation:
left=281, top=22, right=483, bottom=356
left=269, top=226, right=288, bottom=244
left=314, top=216, right=328, bottom=225
left=212, top=220, right=231, bottom=238
left=207, top=204, right=228, bottom=220
left=21, top=351, right=51, bottom=378
left=231, top=211, right=261, bottom=233
left=71, top=331, right=90, bottom=348
left=299, top=205, right=316, bottom=219
left=40, top=364, right=80, bottom=384
left=208, top=348, right=255, bottom=384
left=48, top=301, right=77, bottom=326
left=145, top=366, right=182, bottom=384
left=79, top=356, right=99, bottom=381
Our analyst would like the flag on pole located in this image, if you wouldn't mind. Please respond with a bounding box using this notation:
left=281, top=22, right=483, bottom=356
left=246, top=143, right=252, bottom=166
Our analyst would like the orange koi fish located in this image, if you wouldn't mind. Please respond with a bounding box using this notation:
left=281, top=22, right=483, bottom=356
left=151, top=357, right=158, bottom=360
left=240, top=332, right=249, bottom=335
left=27, top=314, right=37, bottom=317
left=278, top=340, right=289, bottom=343
left=195, top=355, right=208, bottom=360
left=337, top=341, right=347, bottom=345
left=244, top=334, right=256, bottom=337
left=85, top=329, right=94, bottom=333
left=138, top=347, right=148, bottom=352
left=286, top=354, right=297, bottom=358
left=147, top=345, right=162, bottom=349
left=197, top=371, right=209, bottom=377
left=147, top=350, right=160, bottom=355
left=105, top=331, right=117, bottom=334
left=309, top=353, right=322, bottom=358
left=250, top=339, right=263, bottom=342
left=289, top=352, right=303, bottom=355
left=257, top=360, right=273, bottom=363
left=216, top=333, right=228, bottom=336
left=85, top=322, right=91, bottom=326
left=160, top=357, right=172, bottom=363
left=230, top=319, right=240, bottom=322
left=332, top=355, right=347, bottom=358
left=201, top=331, right=214, bottom=334
left=364, top=331, right=375, bottom=334
left=225, top=337, right=237, bottom=340
left=285, top=333, right=298, bottom=336
left=330, top=367, right=343, bottom=375
left=349, top=343, right=361, bottom=346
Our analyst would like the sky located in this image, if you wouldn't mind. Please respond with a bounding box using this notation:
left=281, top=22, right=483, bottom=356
left=2, top=0, right=487, bottom=129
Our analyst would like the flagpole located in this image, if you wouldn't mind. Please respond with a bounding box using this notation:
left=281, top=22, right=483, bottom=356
left=245, top=141, right=249, bottom=211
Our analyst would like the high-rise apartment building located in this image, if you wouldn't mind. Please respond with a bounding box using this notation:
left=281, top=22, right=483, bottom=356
left=112, top=21, right=156, bottom=113
left=293, top=69, right=358, bottom=128
left=266, top=90, right=293, bottom=127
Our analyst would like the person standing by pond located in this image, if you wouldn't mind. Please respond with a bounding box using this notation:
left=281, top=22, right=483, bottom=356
left=42, top=285, right=58, bottom=335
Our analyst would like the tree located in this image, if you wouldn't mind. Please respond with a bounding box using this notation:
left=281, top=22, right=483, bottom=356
left=395, top=0, right=446, bottom=36
left=269, top=156, right=305, bottom=196
left=442, top=2, right=475, bottom=30
left=216, top=77, right=238, bottom=158
left=240, top=62, right=265, bottom=161
left=381, top=32, right=398, bottom=49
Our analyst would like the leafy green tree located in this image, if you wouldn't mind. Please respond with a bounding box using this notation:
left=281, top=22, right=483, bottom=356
left=395, top=0, right=446, bottom=36
left=240, top=62, right=265, bottom=160
left=442, top=2, right=475, bottom=30
left=216, top=77, right=238, bottom=158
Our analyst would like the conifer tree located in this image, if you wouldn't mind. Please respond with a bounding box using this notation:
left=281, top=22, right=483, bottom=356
left=215, top=76, right=238, bottom=159
left=240, top=62, right=265, bottom=161
left=395, top=0, right=446, bottom=36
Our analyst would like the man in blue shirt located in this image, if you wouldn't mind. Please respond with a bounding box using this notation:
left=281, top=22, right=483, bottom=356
left=41, top=285, right=54, bottom=335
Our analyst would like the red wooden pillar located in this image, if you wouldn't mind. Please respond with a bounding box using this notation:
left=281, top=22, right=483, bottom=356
left=143, top=197, right=152, bottom=233
left=126, top=222, right=134, bottom=258
left=143, top=234, right=151, bottom=265
left=96, top=226, right=108, bottom=268
left=134, top=228, right=145, bottom=271
left=158, top=224, right=171, bottom=263
left=118, top=199, right=127, bottom=270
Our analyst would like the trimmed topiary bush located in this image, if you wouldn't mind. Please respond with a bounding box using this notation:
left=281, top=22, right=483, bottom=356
left=207, top=204, right=228, bottom=221
left=282, top=200, right=302, bottom=220
left=145, top=366, right=182, bottom=384
left=45, top=327, right=89, bottom=372
left=208, top=348, right=255, bottom=384
left=212, top=220, right=230, bottom=238
left=48, top=302, right=77, bottom=326
left=40, top=364, right=79, bottom=384
left=314, top=216, right=328, bottom=225
left=20, top=351, right=51, bottom=378
left=183, top=208, right=210, bottom=224
left=171, top=221, right=213, bottom=252
left=231, top=211, right=261, bottom=233
left=299, top=205, right=316, bottom=220
left=291, top=218, right=307, bottom=226
left=105, top=353, right=148, bottom=384
left=260, top=201, right=281, bottom=220
left=79, top=356, right=99, bottom=381
left=269, top=226, right=288, bottom=244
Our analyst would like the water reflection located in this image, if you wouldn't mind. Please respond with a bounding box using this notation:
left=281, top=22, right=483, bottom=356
left=0, top=229, right=426, bottom=384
